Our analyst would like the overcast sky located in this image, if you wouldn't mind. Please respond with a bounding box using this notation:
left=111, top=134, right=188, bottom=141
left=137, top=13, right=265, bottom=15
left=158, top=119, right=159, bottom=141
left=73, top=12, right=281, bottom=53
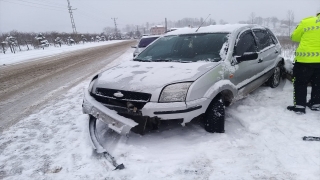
left=0, top=0, right=319, bottom=33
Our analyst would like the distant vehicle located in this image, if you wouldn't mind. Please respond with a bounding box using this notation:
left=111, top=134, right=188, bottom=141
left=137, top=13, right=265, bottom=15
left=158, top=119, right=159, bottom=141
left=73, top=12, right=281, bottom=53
left=132, top=35, right=160, bottom=57
left=83, top=24, right=284, bottom=137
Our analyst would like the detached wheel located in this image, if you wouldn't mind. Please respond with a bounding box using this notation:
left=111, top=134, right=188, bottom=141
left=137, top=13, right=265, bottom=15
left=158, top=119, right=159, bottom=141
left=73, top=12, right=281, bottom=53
left=267, top=63, right=282, bottom=88
left=204, top=96, right=225, bottom=133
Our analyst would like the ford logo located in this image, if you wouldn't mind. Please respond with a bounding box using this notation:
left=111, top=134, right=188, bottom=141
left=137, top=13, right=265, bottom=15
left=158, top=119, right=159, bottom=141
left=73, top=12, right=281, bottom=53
left=113, top=91, right=124, bottom=98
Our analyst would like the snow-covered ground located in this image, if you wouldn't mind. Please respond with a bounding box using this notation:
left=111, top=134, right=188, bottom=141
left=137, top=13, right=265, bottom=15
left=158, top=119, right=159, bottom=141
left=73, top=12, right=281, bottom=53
left=0, top=48, right=319, bottom=180
left=0, top=40, right=126, bottom=65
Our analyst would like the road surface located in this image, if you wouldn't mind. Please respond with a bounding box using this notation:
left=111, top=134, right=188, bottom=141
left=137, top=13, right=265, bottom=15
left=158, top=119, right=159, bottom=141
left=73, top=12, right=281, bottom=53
left=0, top=40, right=136, bottom=133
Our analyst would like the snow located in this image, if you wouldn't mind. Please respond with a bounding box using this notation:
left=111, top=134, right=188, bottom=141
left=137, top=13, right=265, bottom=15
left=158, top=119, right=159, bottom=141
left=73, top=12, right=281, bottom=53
left=0, top=48, right=319, bottom=180
left=0, top=40, right=126, bottom=65
left=97, top=61, right=217, bottom=93
left=166, top=24, right=259, bottom=35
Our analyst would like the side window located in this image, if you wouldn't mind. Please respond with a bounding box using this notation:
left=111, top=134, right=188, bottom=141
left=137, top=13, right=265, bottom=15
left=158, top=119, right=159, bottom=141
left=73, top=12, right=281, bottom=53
left=266, top=29, right=278, bottom=44
left=253, top=29, right=273, bottom=51
left=235, top=32, right=257, bottom=56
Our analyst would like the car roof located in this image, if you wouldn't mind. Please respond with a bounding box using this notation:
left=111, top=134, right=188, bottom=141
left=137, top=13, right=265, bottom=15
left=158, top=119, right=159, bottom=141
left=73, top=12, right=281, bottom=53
left=165, top=24, right=265, bottom=35
left=141, top=35, right=161, bottom=39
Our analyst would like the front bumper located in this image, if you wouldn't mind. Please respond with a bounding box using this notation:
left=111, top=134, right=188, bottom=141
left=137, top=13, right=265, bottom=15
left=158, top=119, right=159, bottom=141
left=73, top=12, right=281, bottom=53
left=82, top=89, right=211, bottom=133
left=83, top=90, right=138, bottom=135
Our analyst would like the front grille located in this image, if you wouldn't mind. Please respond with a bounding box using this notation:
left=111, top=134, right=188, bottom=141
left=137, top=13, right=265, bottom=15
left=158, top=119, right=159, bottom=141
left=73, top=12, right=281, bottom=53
left=92, top=88, right=151, bottom=110
left=95, top=88, right=151, bottom=102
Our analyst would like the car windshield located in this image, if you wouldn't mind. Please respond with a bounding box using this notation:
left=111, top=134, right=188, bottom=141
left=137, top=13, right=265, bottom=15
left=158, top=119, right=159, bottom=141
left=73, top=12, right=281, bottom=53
left=138, top=37, right=159, bottom=48
left=135, top=33, right=229, bottom=62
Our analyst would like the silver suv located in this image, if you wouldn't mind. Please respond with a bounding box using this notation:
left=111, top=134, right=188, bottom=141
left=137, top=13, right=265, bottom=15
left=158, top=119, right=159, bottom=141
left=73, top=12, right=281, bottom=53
left=83, top=24, right=283, bottom=136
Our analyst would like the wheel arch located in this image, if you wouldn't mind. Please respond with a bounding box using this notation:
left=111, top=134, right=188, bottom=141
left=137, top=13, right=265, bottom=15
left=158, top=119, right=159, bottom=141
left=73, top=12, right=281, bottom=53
left=203, top=80, right=238, bottom=108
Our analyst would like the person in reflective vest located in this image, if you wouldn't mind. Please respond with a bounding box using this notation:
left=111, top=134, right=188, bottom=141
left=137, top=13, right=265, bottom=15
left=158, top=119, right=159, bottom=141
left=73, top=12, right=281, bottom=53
left=287, top=13, right=320, bottom=114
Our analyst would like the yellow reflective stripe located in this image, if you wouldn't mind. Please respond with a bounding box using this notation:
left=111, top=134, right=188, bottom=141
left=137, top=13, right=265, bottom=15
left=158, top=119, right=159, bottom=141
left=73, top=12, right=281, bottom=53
left=295, top=52, right=320, bottom=57
left=292, top=77, right=296, bottom=105
left=303, top=26, right=320, bottom=31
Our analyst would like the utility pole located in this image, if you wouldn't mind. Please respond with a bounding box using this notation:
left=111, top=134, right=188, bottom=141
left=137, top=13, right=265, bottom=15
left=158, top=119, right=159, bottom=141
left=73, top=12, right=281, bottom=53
left=165, top=18, right=167, bottom=32
left=111, top=18, right=118, bottom=38
left=67, top=0, right=77, bottom=34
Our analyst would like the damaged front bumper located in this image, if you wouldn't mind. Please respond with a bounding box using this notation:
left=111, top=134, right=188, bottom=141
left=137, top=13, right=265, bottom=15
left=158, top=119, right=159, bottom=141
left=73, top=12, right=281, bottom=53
left=83, top=90, right=138, bottom=135
left=82, top=89, right=211, bottom=134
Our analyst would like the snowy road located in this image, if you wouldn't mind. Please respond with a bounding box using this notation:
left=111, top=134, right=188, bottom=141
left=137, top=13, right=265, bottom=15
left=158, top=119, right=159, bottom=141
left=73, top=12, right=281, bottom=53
left=0, top=40, right=136, bottom=132
left=0, top=47, right=319, bottom=180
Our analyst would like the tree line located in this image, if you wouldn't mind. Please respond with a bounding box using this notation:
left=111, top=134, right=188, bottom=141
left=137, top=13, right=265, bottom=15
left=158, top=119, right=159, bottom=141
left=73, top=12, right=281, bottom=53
left=107, top=10, right=298, bottom=37
left=0, top=30, right=104, bottom=48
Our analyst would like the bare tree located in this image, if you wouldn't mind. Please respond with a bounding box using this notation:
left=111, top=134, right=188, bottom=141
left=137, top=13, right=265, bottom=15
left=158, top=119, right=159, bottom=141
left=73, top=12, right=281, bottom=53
left=264, top=17, right=271, bottom=27
left=255, top=16, right=263, bottom=25
left=249, top=12, right=256, bottom=24
left=219, top=19, right=228, bottom=25
left=271, top=16, right=279, bottom=28
left=287, top=10, right=295, bottom=36
left=103, top=27, right=114, bottom=35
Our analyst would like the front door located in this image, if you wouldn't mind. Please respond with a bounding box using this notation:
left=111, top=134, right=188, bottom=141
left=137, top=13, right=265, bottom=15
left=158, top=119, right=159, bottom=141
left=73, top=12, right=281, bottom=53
left=229, top=30, right=259, bottom=96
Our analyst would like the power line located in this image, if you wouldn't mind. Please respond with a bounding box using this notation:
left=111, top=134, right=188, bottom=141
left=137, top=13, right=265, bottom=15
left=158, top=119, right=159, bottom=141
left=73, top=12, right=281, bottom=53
left=1, top=0, right=66, bottom=12
left=32, top=0, right=68, bottom=7
left=16, top=0, right=66, bottom=9
left=77, top=9, right=110, bottom=24
left=75, top=11, right=107, bottom=24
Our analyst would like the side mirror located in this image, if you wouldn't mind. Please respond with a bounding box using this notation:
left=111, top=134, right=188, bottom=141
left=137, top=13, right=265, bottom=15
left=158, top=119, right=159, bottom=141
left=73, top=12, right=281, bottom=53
left=236, top=52, right=258, bottom=63
left=131, top=45, right=137, bottom=48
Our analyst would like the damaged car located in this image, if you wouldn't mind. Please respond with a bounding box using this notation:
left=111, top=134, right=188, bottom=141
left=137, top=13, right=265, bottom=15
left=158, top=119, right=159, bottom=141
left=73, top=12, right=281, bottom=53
left=82, top=24, right=284, bottom=138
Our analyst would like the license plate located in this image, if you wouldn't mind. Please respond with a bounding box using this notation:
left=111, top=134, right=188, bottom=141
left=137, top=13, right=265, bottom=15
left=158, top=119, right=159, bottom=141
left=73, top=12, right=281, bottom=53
left=90, top=107, right=115, bottom=125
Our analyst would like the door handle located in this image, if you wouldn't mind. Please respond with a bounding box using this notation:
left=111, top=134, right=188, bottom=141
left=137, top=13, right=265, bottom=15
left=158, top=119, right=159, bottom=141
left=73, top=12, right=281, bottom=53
left=258, top=59, right=263, bottom=63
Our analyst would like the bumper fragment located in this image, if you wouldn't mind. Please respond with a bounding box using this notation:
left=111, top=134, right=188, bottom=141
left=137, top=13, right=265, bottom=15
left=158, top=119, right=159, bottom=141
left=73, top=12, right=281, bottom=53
left=83, top=89, right=138, bottom=135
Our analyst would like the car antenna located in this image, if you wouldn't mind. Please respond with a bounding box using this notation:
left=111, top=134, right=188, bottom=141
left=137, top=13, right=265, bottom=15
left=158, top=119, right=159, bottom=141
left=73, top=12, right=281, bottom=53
left=195, top=14, right=211, bottom=32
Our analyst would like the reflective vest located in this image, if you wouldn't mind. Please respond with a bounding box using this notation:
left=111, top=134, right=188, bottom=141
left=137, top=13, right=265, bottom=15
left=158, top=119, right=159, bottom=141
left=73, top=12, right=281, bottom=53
left=291, top=14, right=320, bottom=63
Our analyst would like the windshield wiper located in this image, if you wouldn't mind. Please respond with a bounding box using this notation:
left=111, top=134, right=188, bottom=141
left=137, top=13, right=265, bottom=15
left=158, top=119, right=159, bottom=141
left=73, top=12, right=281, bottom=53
left=133, top=59, right=152, bottom=62
left=154, top=59, right=170, bottom=62
left=170, top=60, right=192, bottom=63
left=154, top=59, right=192, bottom=63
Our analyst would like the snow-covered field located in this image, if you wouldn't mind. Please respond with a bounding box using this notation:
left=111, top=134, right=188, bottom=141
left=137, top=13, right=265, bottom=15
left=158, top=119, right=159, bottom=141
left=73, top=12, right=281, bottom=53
left=0, top=48, right=319, bottom=180
left=0, top=40, right=126, bottom=65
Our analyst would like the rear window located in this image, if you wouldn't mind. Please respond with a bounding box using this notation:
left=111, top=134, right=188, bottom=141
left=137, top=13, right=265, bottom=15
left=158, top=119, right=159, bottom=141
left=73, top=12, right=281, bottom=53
left=138, top=37, right=159, bottom=48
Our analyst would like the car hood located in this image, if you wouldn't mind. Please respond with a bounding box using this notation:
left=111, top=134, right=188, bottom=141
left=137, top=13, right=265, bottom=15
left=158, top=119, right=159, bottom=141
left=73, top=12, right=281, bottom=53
left=95, top=60, right=219, bottom=94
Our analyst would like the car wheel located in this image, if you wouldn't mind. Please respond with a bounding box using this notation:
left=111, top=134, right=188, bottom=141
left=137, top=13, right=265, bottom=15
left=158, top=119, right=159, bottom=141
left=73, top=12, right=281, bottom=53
left=268, top=63, right=282, bottom=88
left=204, top=96, right=225, bottom=133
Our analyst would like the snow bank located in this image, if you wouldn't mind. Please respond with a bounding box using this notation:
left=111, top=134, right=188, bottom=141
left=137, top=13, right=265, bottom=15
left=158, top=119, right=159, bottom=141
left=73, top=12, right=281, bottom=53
left=0, top=40, right=126, bottom=65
